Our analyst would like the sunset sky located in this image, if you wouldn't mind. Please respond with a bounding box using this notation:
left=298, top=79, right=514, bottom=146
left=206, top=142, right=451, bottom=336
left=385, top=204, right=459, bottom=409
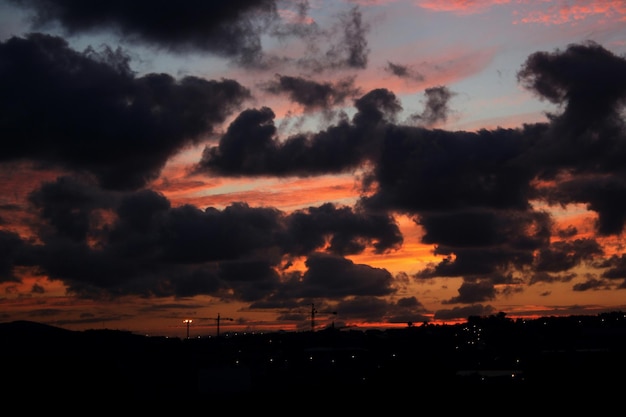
left=1, top=0, right=626, bottom=338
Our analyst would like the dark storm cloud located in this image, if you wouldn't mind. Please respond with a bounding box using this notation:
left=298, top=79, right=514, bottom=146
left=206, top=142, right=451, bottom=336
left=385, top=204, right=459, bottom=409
left=8, top=0, right=372, bottom=70
left=217, top=259, right=282, bottom=302
left=352, top=87, right=403, bottom=126
left=599, top=255, right=626, bottom=281
left=194, top=88, right=400, bottom=178
left=3, top=29, right=626, bottom=326
left=361, top=125, right=536, bottom=213
left=534, top=238, right=603, bottom=273
left=8, top=0, right=279, bottom=64
left=413, top=209, right=551, bottom=279
left=572, top=278, right=609, bottom=291
left=297, top=252, right=395, bottom=298
left=518, top=41, right=626, bottom=235
left=261, top=74, right=361, bottom=111
left=29, top=176, right=117, bottom=242
left=0, top=33, right=251, bottom=190
left=357, top=45, right=626, bottom=293
left=442, top=280, right=497, bottom=304
left=417, top=246, right=528, bottom=279
left=363, top=41, right=626, bottom=226
left=0, top=230, right=26, bottom=283
left=434, top=304, right=495, bottom=321
left=383, top=296, right=431, bottom=324
left=409, top=86, right=455, bottom=127
left=259, top=284, right=424, bottom=326
left=518, top=40, right=626, bottom=132
left=538, top=175, right=626, bottom=236
left=419, top=209, right=550, bottom=249
left=154, top=202, right=285, bottom=264
left=4, top=180, right=402, bottom=301
left=557, top=225, right=578, bottom=239
left=285, top=203, right=403, bottom=256
left=333, top=296, right=427, bottom=324
left=529, top=271, right=576, bottom=285
left=196, top=107, right=281, bottom=176
left=193, top=40, right=626, bottom=307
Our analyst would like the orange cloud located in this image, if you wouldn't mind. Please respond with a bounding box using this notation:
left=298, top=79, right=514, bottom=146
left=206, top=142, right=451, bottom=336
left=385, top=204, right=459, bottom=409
left=0, top=162, right=66, bottom=241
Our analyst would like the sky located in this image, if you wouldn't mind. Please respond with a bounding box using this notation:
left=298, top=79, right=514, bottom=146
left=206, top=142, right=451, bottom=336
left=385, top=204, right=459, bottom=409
left=1, top=0, right=626, bottom=338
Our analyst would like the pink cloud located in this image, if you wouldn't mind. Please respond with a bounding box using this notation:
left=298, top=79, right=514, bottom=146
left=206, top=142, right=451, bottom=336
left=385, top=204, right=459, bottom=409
left=417, top=0, right=511, bottom=15
left=416, top=0, right=626, bottom=24
left=515, top=1, right=626, bottom=25
left=358, top=43, right=498, bottom=96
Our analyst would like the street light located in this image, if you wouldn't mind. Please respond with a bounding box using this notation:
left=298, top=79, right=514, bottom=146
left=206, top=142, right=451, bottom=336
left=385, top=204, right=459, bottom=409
left=183, top=319, right=192, bottom=339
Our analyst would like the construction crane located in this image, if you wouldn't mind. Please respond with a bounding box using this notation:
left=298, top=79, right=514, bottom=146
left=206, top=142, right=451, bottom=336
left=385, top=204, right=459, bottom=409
left=211, top=313, right=233, bottom=337
left=310, top=303, right=337, bottom=331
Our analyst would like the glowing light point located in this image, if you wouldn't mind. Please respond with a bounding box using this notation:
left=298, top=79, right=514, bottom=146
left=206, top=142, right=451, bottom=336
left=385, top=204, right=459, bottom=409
left=183, top=319, right=193, bottom=339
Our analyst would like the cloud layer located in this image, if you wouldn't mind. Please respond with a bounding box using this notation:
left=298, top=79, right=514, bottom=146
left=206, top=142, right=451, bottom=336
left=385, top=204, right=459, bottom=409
left=1, top=0, right=626, bottom=331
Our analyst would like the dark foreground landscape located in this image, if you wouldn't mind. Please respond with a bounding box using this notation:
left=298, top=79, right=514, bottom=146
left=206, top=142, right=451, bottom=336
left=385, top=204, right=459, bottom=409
left=3, top=312, right=626, bottom=409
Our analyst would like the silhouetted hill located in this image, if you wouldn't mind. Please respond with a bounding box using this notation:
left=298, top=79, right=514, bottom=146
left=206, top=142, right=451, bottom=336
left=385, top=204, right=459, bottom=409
left=0, top=319, right=70, bottom=335
left=1, top=320, right=189, bottom=403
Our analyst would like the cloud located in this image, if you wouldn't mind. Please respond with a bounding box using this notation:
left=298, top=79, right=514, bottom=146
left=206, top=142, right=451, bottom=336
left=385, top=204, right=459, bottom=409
left=0, top=33, right=251, bottom=190
left=0, top=230, right=25, bottom=283
left=3, top=177, right=402, bottom=304
left=417, top=0, right=503, bottom=15
left=434, top=303, right=496, bottom=321
left=8, top=0, right=280, bottom=63
left=408, top=85, right=456, bottom=127
left=518, top=41, right=626, bottom=234
left=301, top=252, right=396, bottom=297
left=260, top=74, right=361, bottom=111
left=334, top=4, right=370, bottom=69
left=193, top=88, right=402, bottom=178
left=3, top=23, right=626, bottom=328
left=384, top=61, right=425, bottom=82
left=518, top=40, right=626, bottom=128
left=189, top=41, right=626, bottom=303
left=516, top=1, right=626, bottom=25
left=419, top=0, right=626, bottom=25
left=334, top=295, right=430, bottom=324
left=7, top=0, right=376, bottom=71
left=442, top=280, right=497, bottom=304
left=599, top=254, right=626, bottom=281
